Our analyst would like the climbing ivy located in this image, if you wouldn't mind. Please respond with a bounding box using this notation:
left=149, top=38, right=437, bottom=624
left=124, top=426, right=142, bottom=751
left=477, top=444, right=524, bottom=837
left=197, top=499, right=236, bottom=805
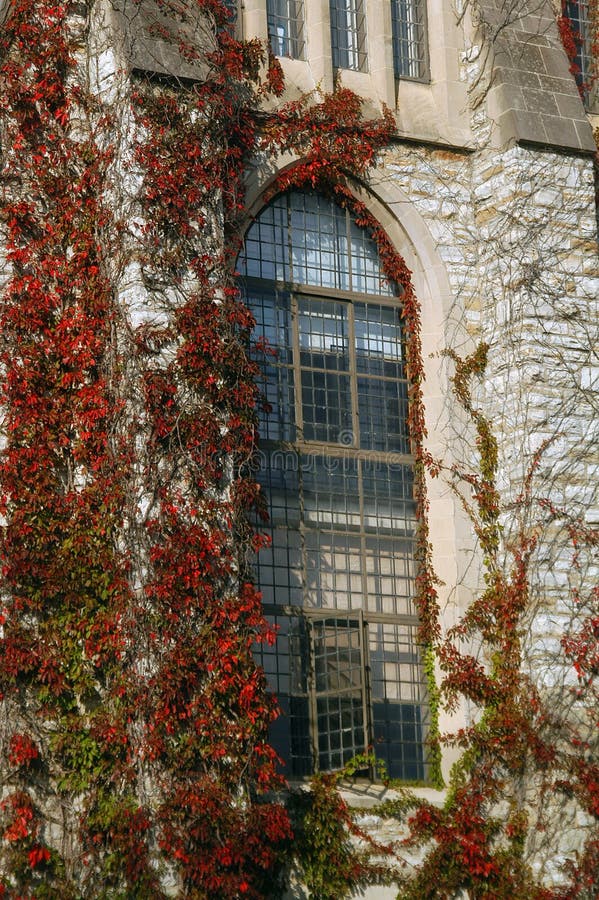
left=0, top=0, right=436, bottom=894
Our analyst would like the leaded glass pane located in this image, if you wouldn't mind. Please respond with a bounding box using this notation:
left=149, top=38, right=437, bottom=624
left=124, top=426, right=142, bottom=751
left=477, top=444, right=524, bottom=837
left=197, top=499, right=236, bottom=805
left=358, top=376, right=409, bottom=453
left=241, top=192, right=394, bottom=295
left=364, top=536, right=417, bottom=616
left=313, top=618, right=366, bottom=770
left=330, top=0, right=368, bottom=71
left=290, top=193, right=350, bottom=289
left=354, top=302, right=403, bottom=374
left=350, top=225, right=395, bottom=296
left=304, top=532, right=363, bottom=609
left=240, top=190, right=429, bottom=781
left=362, top=460, right=415, bottom=534
left=391, top=0, right=429, bottom=81
left=242, top=197, right=290, bottom=281
left=267, top=0, right=306, bottom=58
left=303, top=455, right=361, bottom=530
left=370, top=622, right=427, bottom=779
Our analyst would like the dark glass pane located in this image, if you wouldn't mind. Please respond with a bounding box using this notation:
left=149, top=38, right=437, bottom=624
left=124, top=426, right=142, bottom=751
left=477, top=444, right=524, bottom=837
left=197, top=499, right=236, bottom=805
left=329, top=0, right=368, bottom=71
left=372, top=701, right=425, bottom=780
left=391, top=0, right=429, bottom=81
left=257, top=362, right=295, bottom=442
left=358, top=377, right=409, bottom=453
left=250, top=290, right=293, bottom=364
left=317, top=694, right=365, bottom=771
left=302, top=455, right=360, bottom=529
left=301, top=370, right=352, bottom=443
left=267, top=0, right=305, bottom=58
left=239, top=197, right=290, bottom=281
left=370, top=622, right=427, bottom=780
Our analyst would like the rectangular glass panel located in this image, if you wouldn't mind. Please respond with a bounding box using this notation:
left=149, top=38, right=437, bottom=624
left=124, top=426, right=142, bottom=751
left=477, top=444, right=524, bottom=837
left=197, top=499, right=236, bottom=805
left=369, top=622, right=427, bottom=780
left=241, top=197, right=290, bottom=281
left=301, top=370, right=352, bottom=442
left=304, top=532, right=363, bottom=609
left=354, top=303, right=403, bottom=376
left=257, top=616, right=312, bottom=776
left=299, top=298, right=349, bottom=368
left=364, top=535, right=416, bottom=616
left=299, top=299, right=352, bottom=443
left=302, top=455, right=360, bottom=529
left=362, top=460, right=416, bottom=534
left=330, top=0, right=368, bottom=71
left=391, top=0, right=429, bottom=81
left=312, top=618, right=366, bottom=770
left=249, top=291, right=295, bottom=441
left=267, top=0, right=306, bottom=58
left=358, top=376, right=409, bottom=453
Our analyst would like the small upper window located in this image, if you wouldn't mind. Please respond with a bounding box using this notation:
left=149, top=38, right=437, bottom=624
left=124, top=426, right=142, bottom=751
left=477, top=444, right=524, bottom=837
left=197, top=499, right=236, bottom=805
left=267, top=0, right=306, bottom=58
left=391, top=0, right=429, bottom=82
left=330, top=0, right=368, bottom=71
left=563, top=0, right=596, bottom=107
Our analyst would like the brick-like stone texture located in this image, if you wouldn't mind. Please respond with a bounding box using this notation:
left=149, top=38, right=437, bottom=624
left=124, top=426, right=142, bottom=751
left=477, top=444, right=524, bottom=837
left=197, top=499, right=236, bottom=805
left=479, top=0, right=596, bottom=151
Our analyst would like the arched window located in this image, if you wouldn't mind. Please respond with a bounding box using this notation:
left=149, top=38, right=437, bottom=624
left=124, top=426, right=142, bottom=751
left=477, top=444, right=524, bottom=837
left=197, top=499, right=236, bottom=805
left=239, top=190, right=429, bottom=780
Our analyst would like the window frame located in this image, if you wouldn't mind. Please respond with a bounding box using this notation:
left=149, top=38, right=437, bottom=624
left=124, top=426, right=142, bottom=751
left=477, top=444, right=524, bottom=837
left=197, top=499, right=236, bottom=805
left=266, top=0, right=306, bottom=59
left=563, top=0, right=597, bottom=109
left=329, top=0, right=369, bottom=72
left=390, top=0, right=430, bottom=83
left=240, top=191, right=430, bottom=781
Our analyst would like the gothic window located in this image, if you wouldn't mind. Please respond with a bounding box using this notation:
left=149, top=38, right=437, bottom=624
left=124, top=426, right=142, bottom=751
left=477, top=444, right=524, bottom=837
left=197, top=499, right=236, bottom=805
left=391, top=0, right=429, bottom=81
left=329, top=0, right=368, bottom=71
left=267, top=0, right=306, bottom=58
left=239, top=190, right=429, bottom=780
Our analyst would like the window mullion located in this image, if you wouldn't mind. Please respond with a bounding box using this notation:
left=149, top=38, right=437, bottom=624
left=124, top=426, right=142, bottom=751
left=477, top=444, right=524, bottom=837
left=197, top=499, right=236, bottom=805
left=347, top=301, right=360, bottom=448
left=306, top=618, right=320, bottom=772
left=358, top=609, right=371, bottom=761
left=291, top=293, right=303, bottom=439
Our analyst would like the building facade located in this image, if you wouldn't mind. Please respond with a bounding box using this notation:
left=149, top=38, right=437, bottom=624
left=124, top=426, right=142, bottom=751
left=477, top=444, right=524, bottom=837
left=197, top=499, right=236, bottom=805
left=82, top=0, right=599, bottom=886
left=1, top=0, right=598, bottom=895
left=236, top=0, right=599, bottom=791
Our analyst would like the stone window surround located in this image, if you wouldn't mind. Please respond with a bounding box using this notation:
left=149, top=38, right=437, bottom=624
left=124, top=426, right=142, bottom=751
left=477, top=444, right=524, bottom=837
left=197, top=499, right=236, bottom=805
left=241, top=165, right=473, bottom=789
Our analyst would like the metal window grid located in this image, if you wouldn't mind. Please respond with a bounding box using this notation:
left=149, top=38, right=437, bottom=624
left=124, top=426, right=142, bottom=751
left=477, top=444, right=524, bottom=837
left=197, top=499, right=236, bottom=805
left=391, top=0, right=429, bottom=82
left=256, top=610, right=428, bottom=778
left=267, top=0, right=306, bottom=59
left=329, top=0, right=368, bottom=72
left=239, top=191, right=428, bottom=780
left=240, top=192, right=395, bottom=297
